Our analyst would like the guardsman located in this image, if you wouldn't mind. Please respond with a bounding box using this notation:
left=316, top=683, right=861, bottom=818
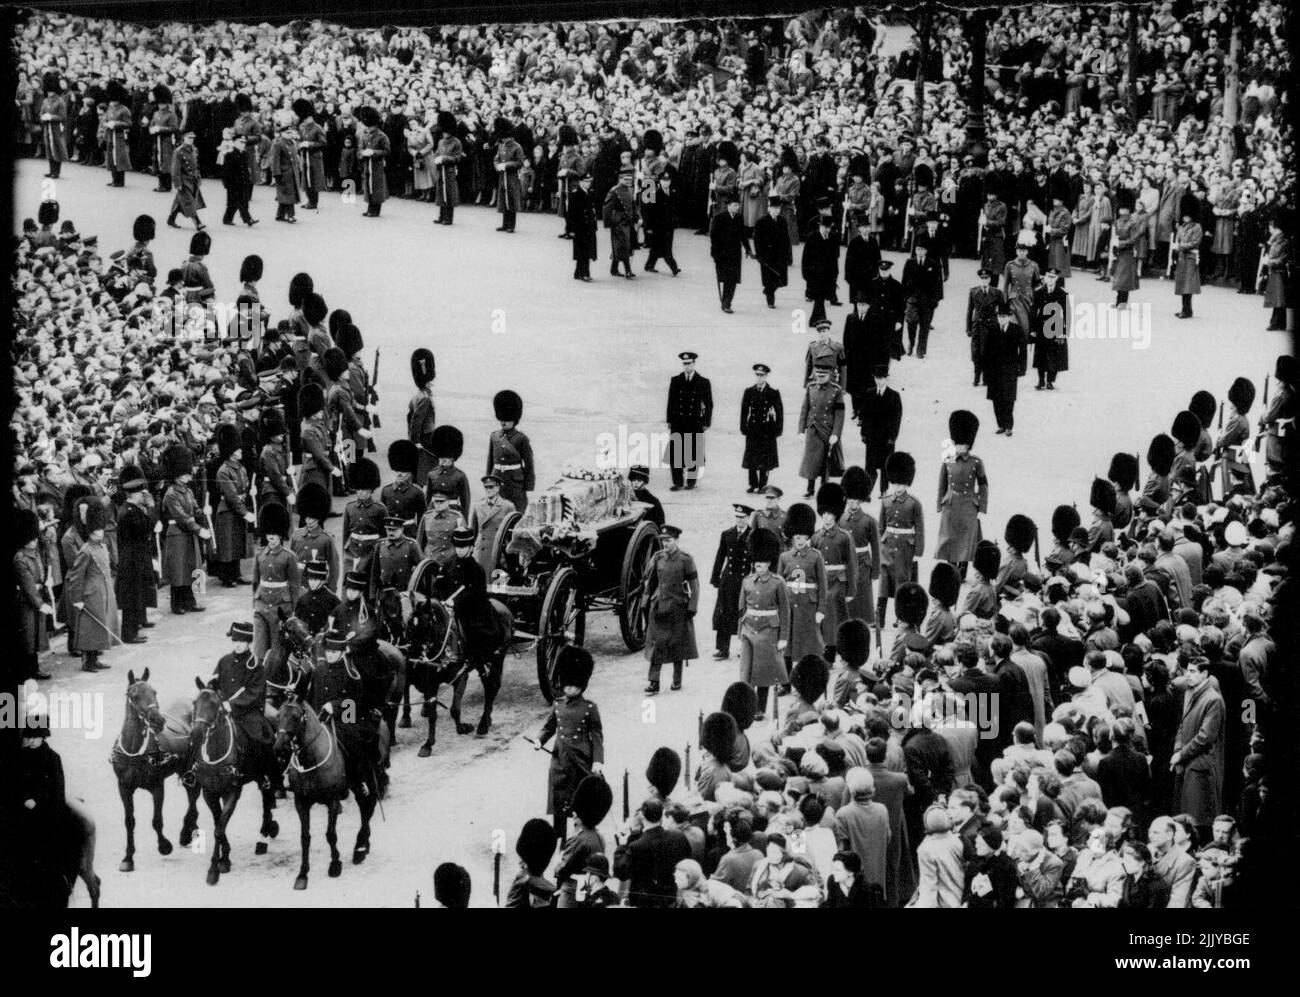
left=935, top=410, right=989, bottom=577
left=433, top=111, right=464, bottom=226
left=340, top=458, right=387, bottom=588
left=839, top=467, right=880, bottom=628
left=811, top=483, right=857, bottom=662
left=802, top=213, right=841, bottom=321
left=752, top=484, right=786, bottom=543
left=127, top=213, right=158, bottom=284
left=332, top=571, right=372, bottom=633
left=38, top=74, right=69, bottom=180
left=876, top=451, right=924, bottom=629
left=535, top=645, right=604, bottom=843
left=408, top=349, right=437, bottom=488
left=148, top=85, right=178, bottom=192
left=252, top=502, right=301, bottom=661
left=642, top=525, right=700, bottom=695
left=1045, top=195, right=1072, bottom=277
left=208, top=621, right=275, bottom=783
left=753, top=196, right=791, bottom=308
left=1215, top=377, right=1256, bottom=494
left=710, top=503, right=754, bottom=660
left=1173, top=194, right=1203, bottom=319
left=966, top=267, right=1004, bottom=387
left=294, top=561, right=340, bottom=636
left=381, top=440, right=426, bottom=539
left=101, top=80, right=133, bottom=187
left=416, top=491, right=464, bottom=568
left=373, top=516, right=420, bottom=603
left=737, top=527, right=791, bottom=718
left=740, top=363, right=783, bottom=494
left=640, top=129, right=679, bottom=276
left=666, top=353, right=713, bottom=491
left=804, top=318, right=847, bottom=386
left=294, top=99, right=326, bottom=211
left=797, top=360, right=845, bottom=498
left=1032, top=267, right=1070, bottom=390
left=426, top=425, right=472, bottom=518
left=1107, top=452, right=1139, bottom=532
left=258, top=409, right=294, bottom=509
left=492, top=116, right=525, bottom=232
left=627, top=466, right=664, bottom=529
left=357, top=105, right=390, bottom=218
left=556, top=123, right=581, bottom=237
left=488, top=390, right=535, bottom=512
left=297, top=382, right=339, bottom=498
left=160, top=443, right=210, bottom=615
left=470, top=474, right=512, bottom=578
left=845, top=216, right=882, bottom=303
left=778, top=503, right=827, bottom=672
left=289, top=484, right=339, bottom=592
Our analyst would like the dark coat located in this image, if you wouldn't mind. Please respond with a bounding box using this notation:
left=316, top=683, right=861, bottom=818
left=843, top=305, right=894, bottom=402
left=567, top=184, right=599, bottom=262
left=64, top=538, right=118, bottom=652
left=710, top=526, right=754, bottom=636
left=1031, top=283, right=1070, bottom=373
left=115, top=501, right=157, bottom=616
left=983, top=318, right=1028, bottom=404
left=858, top=385, right=902, bottom=472
left=752, top=213, right=792, bottom=289
left=540, top=693, right=604, bottom=816
left=739, top=383, right=782, bottom=470
left=15, top=546, right=50, bottom=657
left=613, top=826, right=693, bottom=908
left=801, top=230, right=840, bottom=296
left=709, top=210, right=748, bottom=284
left=845, top=234, right=882, bottom=300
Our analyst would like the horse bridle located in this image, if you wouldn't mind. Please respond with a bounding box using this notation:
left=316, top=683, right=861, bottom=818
left=195, top=695, right=235, bottom=766
left=283, top=703, right=335, bottom=774
left=115, top=692, right=159, bottom=757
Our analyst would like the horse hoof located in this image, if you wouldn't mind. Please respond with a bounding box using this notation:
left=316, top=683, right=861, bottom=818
left=179, top=827, right=194, bottom=847
left=119, top=859, right=134, bottom=873
left=328, top=860, right=342, bottom=878
left=294, top=876, right=308, bottom=891
left=417, top=744, right=432, bottom=758
left=157, top=838, right=173, bottom=856
left=255, top=841, right=268, bottom=855
left=219, top=859, right=232, bottom=874
left=206, top=867, right=220, bottom=886
left=398, top=717, right=412, bottom=729
left=455, top=722, right=473, bottom=736
left=352, top=846, right=369, bottom=865
left=475, top=717, right=492, bottom=737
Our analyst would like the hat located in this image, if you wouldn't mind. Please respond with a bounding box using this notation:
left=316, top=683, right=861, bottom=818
left=1068, top=665, right=1091, bottom=689
left=701, top=711, right=739, bottom=760
left=1276, top=355, right=1299, bottom=386
left=977, top=267, right=993, bottom=278
left=430, top=425, right=464, bottom=461
left=350, top=458, right=380, bottom=491
left=439, top=111, right=460, bottom=135
left=646, top=747, right=682, bottom=798
left=304, top=561, right=329, bottom=580
left=928, top=562, right=962, bottom=608
left=678, top=351, right=698, bottom=363
left=895, top=582, right=928, bottom=627
left=410, top=348, right=436, bottom=388
left=974, top=539, right=1002, bottom=580
left=1227, top=377, right=1256, bottom=414
left=515, top=818, right=557, bottom=876
left=763, top=485, right=783, bottom=498
left=885, top=451, right=915, bottom=486
left=556, top=644, right=594, bottom=691
left=1189, top=391, right=1216, bottom=429
left=841, top=465, right=870, bottom=502
left=1108, top=453, right=1140, bottom=491
left=302, top=293, right=328, bottom=327
left=298, top=383, right=325, bottom=419
left=16, top=509, right=41, bottom=547
left=791, top=654, right=829, bottom=705
left=1224, top=521, right=1248, bottom=546
left=732, top=503, right=755, bottom=517
left=356, top=106, right=382, bottom=129
left=837, top=619, right=871, bottom=668
left=215, top=422, right=240, bottom=460
left=292, top=98, right=315, bottom=120
left=816, top=482, right=845, bottom=519
left=387, top=439, right=417, bottom=474
left=721, top=681, right=759, bottom=733
left=38, top=200, right=59, bottom=227
left=133, top=214, right=156, bottom=242
left=1090, top=478, right=1117, bottom=515
left=748, top=527, right=781, bottom=569
left=481, top=474, right=502, bottom=486
left=716, top=140, right=739, bottom=169
left=878, top=260, right=894, bottom=271
left=118, top=464, right=148, bottom=492
left=1180, top=192, right=1200, bottom=218
left=337, top=323, right=363, bottom=359
left=160, top=442, right=194, bottom=479
left=189, top=231, right=211, bottom=257
left=296, top=483, right=331, bottom=522
left=452, top=527, right=475, bottom=546
left=493, top=389, right=523, bottom=424
left=255, top=501, right=289, bottom=538
left=949, top=409, right=979, bottom=447
left=1171, top=410, right=1202, bottom=449
left=227, top=621, right=255, bottom=641
left=1005, top=514, right=1037, bottom=554
left=582, top=854, right=611, bottom=879
left=752, top=363, right=771, bottom=375
left=235, top=92, right=253, bottom=113
left=1147, top=434, right=1176, bottom=476
left=784, top=503, right=816, bottom=539
left=343, top=570, right=369, bottom=590
left=572, top=775, right=614, bottom=827
left=627, top=465, right=650, bottom=484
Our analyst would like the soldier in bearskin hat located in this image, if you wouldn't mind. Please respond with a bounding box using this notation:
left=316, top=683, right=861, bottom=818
left=268, top=108, right=301, bottom=223
left=492, top=115, right=525, bottom=231
left=935, top=410, right=988, bottom=578
left=1136, top=434, right=1176, bottom=517
left=924, top=562, right=961, bottom=645
left=785, top=653, right=830, bottom=735
left=356, top=106, right=390, bottom=217
left=839, top=466, right=880, bottom=628
left=696, top=710, right=739, bottom=804
left=212, top=423, right=255, bottom=586
left=1215, top=377, right=1257, bottom=493
left=1087, top=477, right=1117, bottom=553
left=148, top=84, right=178, bottom=191
left=812, top=482, right=857, bottom=661
left=425, top=424, right=471, bottom=517
left=65, top=500, right=119, bottom=672
left=488, top=390, right=534, bottom=512
left=962, top=539, right=1001, bottom=619
left=294, top=98, right=326, bottom=210
left=556, top=122, right=583, bottom=237
left=101, top=80, right=133, bottom=186
left=890, top=580, right=932, bottom=665
left=381, top=439, right=426, bottom=538
left=777, top=502, right=827, bottom=681
left=1045, top=504, right=1081, bottom=572
left=207, top=621, right=276, bottom=781
left=1108, top=452, right=1140, bottom=531
left=998, top=513, right=1038, bottom=599
left=289, top=482, right=338, bottom=590
left=432, top=110, right=464, bottom=225
left=115, top=465, right=157, bottom=646
left=505, top=818, right=557, bottom=908
left=160, top=443, right=210, bottom=615
left=877, top=451, right=924, bottom=628
left=738, top=525, right=790, bottom=714
left=534, top=644, right=604, bottom=841
left=252, top=501, right=300, bottom=660
left=341, top=457, right=387, bottom=586
left=1173, top=192, right=1203, bottom=318
left=38, top=72, right=69, bottom=179
left=407, top=348, right=437, bottom=487
left=830, top=618, right=872, bottom=707
left=554, top=774, right=614, bottom=908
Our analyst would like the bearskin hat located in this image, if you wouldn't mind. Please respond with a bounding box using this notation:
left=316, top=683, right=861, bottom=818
left=410, top=348, right=435, bottom=389
left=849, top=152, right=871, bottom=179
left=261, top=408, right=286, bottom=440
left=427, top=425, right=462, bottom=461
left=572, top=775, right=614, bottom=828
left=133, top=214, right=156, bottom=243
left=234, top=92, right=253, bottom=113
left=258, top=501, right=291, bottom=539
left=160, top=443, right=194, bottom=480
left=557, top=122, right=578, bottom=147
left=515, top=818, right=556, bottom=876
left=288, top=272, right=314, bottom=309
left=492, top=115, right=513, bottom=140
left=1147, top=434, right=1176, bottom=476
left=42, top=71, right=62, bottom=94
left=928, top=562, right=962, bottom=608
left=885, top=451, right=916, bottom=487
left=1179, top=192, right=1200, bottom=219
left=1004, top=513, right=1037, bottom=554
left=323, top=346, right=348, bottom=383
left=1189, top=391, right=1216, bottom=429
left=493, top=389, right=523, bottom=424
left=816, top=481, right=846, bottom=520
left=296, top=483, right=331, bottom=522
left=949, top=409, right=979, bottom=447
left=783, top=502, right=816, bottom=540
left=701, top=711, right=739, bottom=761
left=62, top=484, right=93, bottom=525
left=791, top=654, right=830, bottom=705
left=437, top=110, right=458, bottom=134
left=913, top=162, right=935, bottom=189
left=748, top=526, right=781, bottom=569
left=238, top=253, right=263, bottom=283
left=151, top=84, right=172, bottom=104
left=1090, top=477, right=1117, bottom=515
left=841, top=465, right=870, bottom=502
left=351, top=457, right=381, bottom=491
left=1276, top=355, right=1298, bottom=386
left=642, top=128, right=664, bottom=154
left=292, top=98, right=315, bottom=120
left=721, top=681, right=758, bottom=731
left=1108, top=452, right=1139, bottom=492
left=894, top=582, right=928, bottom=627
left=555, top=643, right=594, bottom=691
left=84, top=500, right=108, bottom=534
left=337, top=323, right=363, bottom=359
left=387, top=439, right=417, bottom=475
left=1227, top=377, right=1256, bottom=414
left=645, top=747, right=682, bottom=799
left=37, top=200, right=59, bottom=227
left=298, top=383, right=325, bottom=419
left=16, top=509, right=41, bottom=547
left=215, top=422, right=241, bottom=460
left=356, top=106, right=382, bottom=129
left=837, top=618, right=871, bottom=668
left=973, top=539, right=1002, bottom=581
left=1171, top=410, right=1202, bottom=449
left=107, top=80, right=130, bottom=105
left=327, top=309, right=352, bottom=341
left=189, top=230, right=211, bottom=257
left=302, top=292, right=328, bottom=327
left=716, top=140, right=739, bottom=169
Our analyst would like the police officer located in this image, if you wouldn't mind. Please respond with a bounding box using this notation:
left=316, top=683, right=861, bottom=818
left=534, top=644, right=604, bottom=843
left=252, top=502, right=301, bottom=661
left=381, top=439, right=426, bottom=539
left=417, top=491, right=465, bottom=568
left=294, top=561, right=340, bottom=636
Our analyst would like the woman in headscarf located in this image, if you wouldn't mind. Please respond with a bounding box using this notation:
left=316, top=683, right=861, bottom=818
left=673, top=858, right=746, bottom=908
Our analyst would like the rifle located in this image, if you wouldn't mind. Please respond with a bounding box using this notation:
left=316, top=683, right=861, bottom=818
left=369, top=348, right=381, bottom=432
left=1166, top=245, right=1176, bottom=279
left=683, top=744, right=691, bottom=790
left=977, top=209, right=985, bottom=255
left=621, top=768, right=630, bottom=821
left=1217, top=401, right=1224, bottom=431
left=493, top=851, right=502, bottom=906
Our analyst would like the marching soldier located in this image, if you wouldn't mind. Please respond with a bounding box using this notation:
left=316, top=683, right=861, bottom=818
left=1001, top=242, right=1041, bottom=339
left=492, top=116, right=525, bottom=233
left=488, top=391, right=534, bottom=512
left=628, top=466, right=664, bottom=529
left=603, top=165, right=637, bottom=278
left=425, top=425, right=472, bottom=517
left=357, top=106, right=390, bottom=218
left=858, top=365, right=902, bottom=498
left=341, top=458, right=387, bottom=589
left=212, top=423, right=254, bottom=587
left=470, top=475, right=512, bottom=577
left=642, top=525, right=699, bottom=694
left=666, top=353, right=713, bottom=491
left=804, top=318, right=847, bottom=386
left=752, top=484, right=786, bottom=541
left=811, top=483, right=857, bottom=662
left=740, top=363, right=783, bottom=493
left=252, top=502, right=301, bottom=661
left=710, top=503, right=755, bottom=660
left=1173, top=195, right=1203, bottom=319
left=148, top=85, right=178, bottom=192
left=778, top=503, right=827, bottom=675
left=845, top=216, right=882, bottom=303
left=373, top=516, right=421, bottom=602
left=208, top=621, right=276, bottom=783
left=295, top=561, right=340, bottom=636
left=289, top=484, right=339, bottom=592
left=737, top=528, right=790, bottom=718
left=294, top=99, right=326, bottom=211
left=382, top=440, right=426, bottom=539
left=408, top=349, right=437, bottom=488
left=839, top=467, right=880, bottom=627
left=1215, top=377, right=1256, bottom=494
left=417, top=491, right=464, bottom=569
left=297, top=382, right=339, bottom=499
left=935, top=410, right=988, bottom=578
left=876, top=452, right=924, bottom=629
left=160, top=443, right=210, bottom=615
left=966, top=267, right=1004, bottom=388
left=1031, top=267, right=1070, bottom=390
left=797, top=360, right=845, bottom=498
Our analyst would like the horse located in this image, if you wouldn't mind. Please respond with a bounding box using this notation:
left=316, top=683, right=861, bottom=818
left=401, top=594, right=514, bottom=755
left=189, top=683, right=280, bottom=886
left=274, top=696, right=386, bottom=890
left=109, top=668, right=199, bottom=874
left=69, top=804, right=103, bottom=907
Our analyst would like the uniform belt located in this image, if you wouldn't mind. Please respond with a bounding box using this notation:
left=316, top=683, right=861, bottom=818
left=787, top=581, right=815, bottom=593
left=259, top=580, right=289, bottom=589
left=885, top=527, right=915, bottom=535
left=746, top=608, right=779, bottom=617
left=494, top=463, right=523, bottom=471
left=825, top=564, right=846, bottom=573
left=349, top=533, right=380, bottom=542
left=855, top=545, right=873, bottom=554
